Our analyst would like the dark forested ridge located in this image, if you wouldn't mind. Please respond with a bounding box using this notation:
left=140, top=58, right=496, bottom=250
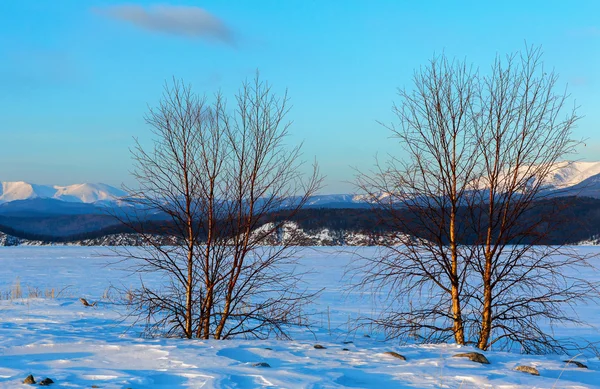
left=1, top=196, right=600, bottom=245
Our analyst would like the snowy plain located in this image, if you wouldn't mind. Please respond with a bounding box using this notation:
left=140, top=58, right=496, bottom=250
left=1, top=247, right=600, bottom=388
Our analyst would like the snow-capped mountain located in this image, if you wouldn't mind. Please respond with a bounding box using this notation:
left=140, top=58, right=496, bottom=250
left=303, top=193, right=397, bottom=207
left=308, top=162, right=600, bottom=206
left=306, top=162, right=600, bottom=206
left=542, top=161, right=600, bottom=190
left=2, top=161, right=600, bottom=208
left=0, top=182, right=127, bottom=204
left=304, top=194, right=369, bottom=208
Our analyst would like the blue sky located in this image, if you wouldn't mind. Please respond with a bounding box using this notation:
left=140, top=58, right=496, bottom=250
left=1, top=1, right=599, bottom=193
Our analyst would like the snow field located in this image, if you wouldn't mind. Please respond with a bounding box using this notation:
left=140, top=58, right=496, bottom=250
left=0, top=247, right=599, bottom=388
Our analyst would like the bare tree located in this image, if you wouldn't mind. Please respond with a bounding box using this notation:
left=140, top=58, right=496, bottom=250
left=120, top=75, right=322, bottom=340
left=356, top=46, right=598, bottom=353
left=467, top=47, right=597, bottom=353
left=355, top=56, right=480, bottom=345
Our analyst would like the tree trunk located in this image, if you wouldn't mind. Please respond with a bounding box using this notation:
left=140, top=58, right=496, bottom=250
left=477, top=268, right=493, bottom=350
left=450, top=208, right=465, bottom=345
left=450, top=246, right=465, bottom=344
left=185, top=246, right=193, bottom=339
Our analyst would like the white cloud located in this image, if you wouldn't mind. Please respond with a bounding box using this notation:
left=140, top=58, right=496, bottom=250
left=96, top=5, right=235, bottom=45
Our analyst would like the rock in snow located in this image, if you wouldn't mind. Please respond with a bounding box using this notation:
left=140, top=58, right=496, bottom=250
left=515, top=365, right=540, bottom=376
left=22, top=374, right=35, bottom=384
left=39, top=377, right=54, bottom=386
left=452, top=352, right=490, bottom=364
left=382, top=351, right=407, bottom=360
left=564, top=360, right=588, bottom=369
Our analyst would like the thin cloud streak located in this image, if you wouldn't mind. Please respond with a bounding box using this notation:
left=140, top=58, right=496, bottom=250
left=95, top=5, right=236, bottom=45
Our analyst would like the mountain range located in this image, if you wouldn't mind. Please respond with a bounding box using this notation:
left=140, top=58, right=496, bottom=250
left=2, top=161, right=600, bottom=210
left=3, top=162, right=600, bottom=243
left=0, top=182, right=127, bottom=204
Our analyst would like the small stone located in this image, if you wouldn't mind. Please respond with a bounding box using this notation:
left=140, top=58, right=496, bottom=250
left=39, top=377, right=54, bottom=386
left=23, top=375, right=35, bottom=384
left=313, top=344, right=326, bottom=349
left=564, top=360, right=588, bottom=369
left=452, top=352, right=490, bottom=364
left=515, top=365, right=539, bottom=376
left=383, top=351, right=407, bottom=360
left=253, top=362, right=271, bottom=368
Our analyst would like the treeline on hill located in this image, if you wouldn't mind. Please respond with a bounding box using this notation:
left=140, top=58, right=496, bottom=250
left=1, top=196, right=600, bottom=244
left=0, top=218, right=169, bottom=243
left=0, top=214, right=122, bottom=241
left=240, top=196, right=600, bottom=245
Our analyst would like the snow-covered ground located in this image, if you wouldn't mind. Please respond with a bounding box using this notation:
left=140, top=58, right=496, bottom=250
left=1, top=247, right=600, bottom=388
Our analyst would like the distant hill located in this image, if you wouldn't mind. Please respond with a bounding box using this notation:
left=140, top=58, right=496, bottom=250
left=4, top=161, right=600, bottom=209
left=0, top=182, right=126, bottom=204
left=3, top=161, right=600, bottom=244
left=1, top=196, right=600, bottom=245
left=0, top=198, right=108, bottom=217
left=542, top=161, right=600, bottom=189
